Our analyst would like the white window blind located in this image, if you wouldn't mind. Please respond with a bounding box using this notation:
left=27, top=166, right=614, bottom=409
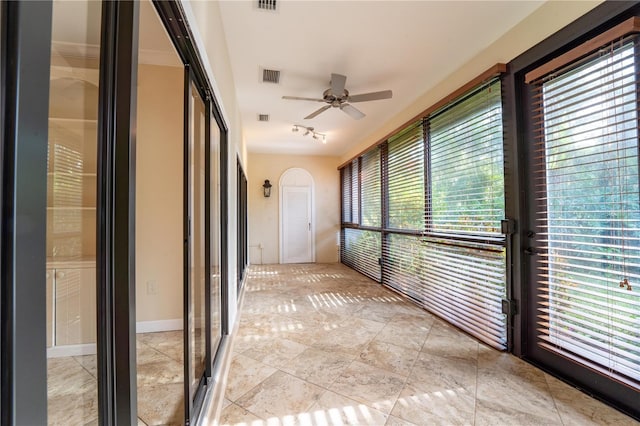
left=361, top=148, right=381, bottom=228
left=387, top=121, right=425, bottom=231
left=430, top=79, right=505, bottom=236
left=339, top=73, right=508, bottom=351
left=531, top=38, right=640, bottom=386
left=351, top=159, right=359, bottom=223
left=342, top=228, right=381, bottom=281
left=341, top=165, right=352, bottom=223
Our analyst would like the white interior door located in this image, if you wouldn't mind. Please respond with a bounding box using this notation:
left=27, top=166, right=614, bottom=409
left=281, top=186, right=313, bottom=263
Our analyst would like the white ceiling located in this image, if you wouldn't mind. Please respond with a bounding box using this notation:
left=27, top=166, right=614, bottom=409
left=218, top=0, right=545, bottom=157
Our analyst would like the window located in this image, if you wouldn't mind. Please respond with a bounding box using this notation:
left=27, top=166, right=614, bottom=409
left=360, top=148, right=381, bottom=228
left=420, top=79, right=507, bottom=349
left=387, top=122, right=425, bottom=231
left=340, top=72, right=507, bottom=350
left=528, top=34, right=640, bottom=391
left=237, top=161, right=248, bottom=289
left=430, top=80, right=504, bottom=236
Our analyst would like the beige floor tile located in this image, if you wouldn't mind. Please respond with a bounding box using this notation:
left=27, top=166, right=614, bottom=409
left=329, top=361, right=407, bottom=415
left=241, top=336, right=309, bottom=368
left=235, top=370, right=324, bottom=422
left=136, top=382, right=184, bottom=426
left=476, top=366, right=560, bottom=425
left=408, top=351, right=477, bottom=391
left=47, top=382, right=98, bottom=426
left=280, top=347, right=354, bottom=388
left=474, top=397, right=562, bottom=426
left=137, top=330, right=184, bottom=363
left=307, top=390, right=389, bottom=426
left=73, top=354, right=98, bottom=379
left=545, top=373, right=639, bottom=425
left=310, top=327, right=378, bottom=357
left=375, top=322, right=430, bottom=352
left=219, top=403, right=264, bottom=426
left=391, top=382, right=475, bottom=426
left=385, top=414, right=419, bottom=426
left=420, top=321, right=479, bottom=360
left=224, top=353, right=277, bottom=401
left=137, top=354, right=184, bottom=387
left=358, top=340, right=419, bottom=376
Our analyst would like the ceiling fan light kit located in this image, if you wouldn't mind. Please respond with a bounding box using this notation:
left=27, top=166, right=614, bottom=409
left=283, top=72, right=392, bottom=120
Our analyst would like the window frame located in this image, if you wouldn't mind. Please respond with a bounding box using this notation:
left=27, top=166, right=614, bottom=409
left=505, top=2, right=640, bottom=419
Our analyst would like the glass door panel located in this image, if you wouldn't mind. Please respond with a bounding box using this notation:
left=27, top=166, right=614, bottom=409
left=47, top=0, right=101, bottom=423
left=188, top=80, right=207, bottom=405
left=135, top=0, right=185, bottom=424
left=210, top=113, right=222, bottom=356
left=526, top=36, right=640, bottom=416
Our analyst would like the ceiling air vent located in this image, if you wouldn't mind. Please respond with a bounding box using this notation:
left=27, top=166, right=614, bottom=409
left=257, top=0, right=277, bottom=11
left=258, top=114, right=270, bottom=122
left=262, top=68, right=280, bottom=84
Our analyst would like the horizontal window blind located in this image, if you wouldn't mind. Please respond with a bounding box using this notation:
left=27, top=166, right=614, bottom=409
left=351, top=159, right=359, bottom=223
left=361, top=148, right=381, bottom=228
left=430, top=79, right=504, bottom=235
left=382, top=233, right=424, bottom=302
left=341, top=165, right=352, bottom=223
left=387, top=121, right=425, bottom=231
left=531, top=38, right=640, bottom=385
left=340, top=70, right=508, bottom=351
left=342, top=228, right=381, bottom=281
left=420, top=240, right=506, bottom=349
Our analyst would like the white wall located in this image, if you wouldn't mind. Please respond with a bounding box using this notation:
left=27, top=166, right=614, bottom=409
left=182, top=0, right=248, bottom=326
left=247, top=153, right=341, bottom=265
left=340, top=0, right=603, bottom=164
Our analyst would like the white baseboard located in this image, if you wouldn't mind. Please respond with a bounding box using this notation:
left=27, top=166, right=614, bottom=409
left=47, top=343, right=96, bottom=358
left=45, top=319, right=182, bottom=358
left=136, top=318, right=183, bottom=333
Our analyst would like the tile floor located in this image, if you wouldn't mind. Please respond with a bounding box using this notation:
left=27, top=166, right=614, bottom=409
left=47, top=330, right=185, bottom=426
left=221, top=263, right=638, bottom=426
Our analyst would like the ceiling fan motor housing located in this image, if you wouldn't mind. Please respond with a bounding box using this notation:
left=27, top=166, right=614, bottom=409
left=323, top=88, right=349, bottom=106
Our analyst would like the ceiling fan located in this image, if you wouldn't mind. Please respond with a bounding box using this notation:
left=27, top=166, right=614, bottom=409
left=282, top=73, right=392, bottom=120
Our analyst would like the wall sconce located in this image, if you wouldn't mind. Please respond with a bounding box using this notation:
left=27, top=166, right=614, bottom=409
left=262, top=179, right=272, bottom=197
left=292, top=125, right=327, bottom=144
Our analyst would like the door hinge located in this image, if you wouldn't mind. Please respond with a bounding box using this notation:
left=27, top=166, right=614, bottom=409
left=501, top=298, right=518, bottom=316
left=501, top=218, right=516, bottom=235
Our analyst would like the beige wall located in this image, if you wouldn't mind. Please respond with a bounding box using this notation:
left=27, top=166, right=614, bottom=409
left=183, top=0, right=248, bottom=324
left=135, top=63, right=184, bottom=323
left=248, top=153, right=341, bottom=265
left=340, top=0, right=603, bottom=163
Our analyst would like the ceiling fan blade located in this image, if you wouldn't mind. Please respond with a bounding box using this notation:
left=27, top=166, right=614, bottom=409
left=282, top=95, right=326, bottom=102
left=304, top=105, right=331, bottom=119
left=340, top=103, right=365, bottom=120
left=331, top=73, right=347, bottom=96
left=348, top=90, right=393, bottom=103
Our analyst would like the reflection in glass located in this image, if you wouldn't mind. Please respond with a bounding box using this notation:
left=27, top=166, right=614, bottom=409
left=47, top=0, right=100, bottom=424
left=135, top=0, right=185, bottom=424
left=210, top=115, right=222, bottom=357
left=190, top=82, right=207, bottom=399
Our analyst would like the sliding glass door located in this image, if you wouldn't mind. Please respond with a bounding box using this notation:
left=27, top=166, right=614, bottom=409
left=525, top=31, right=640, bottom=417
left=47, top=1, right=101, bottom=423
left=185, top=76, right=207, bottom=417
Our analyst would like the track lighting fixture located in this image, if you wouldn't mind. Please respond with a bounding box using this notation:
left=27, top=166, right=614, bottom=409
left=292, top=124, right=327, bottom=143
